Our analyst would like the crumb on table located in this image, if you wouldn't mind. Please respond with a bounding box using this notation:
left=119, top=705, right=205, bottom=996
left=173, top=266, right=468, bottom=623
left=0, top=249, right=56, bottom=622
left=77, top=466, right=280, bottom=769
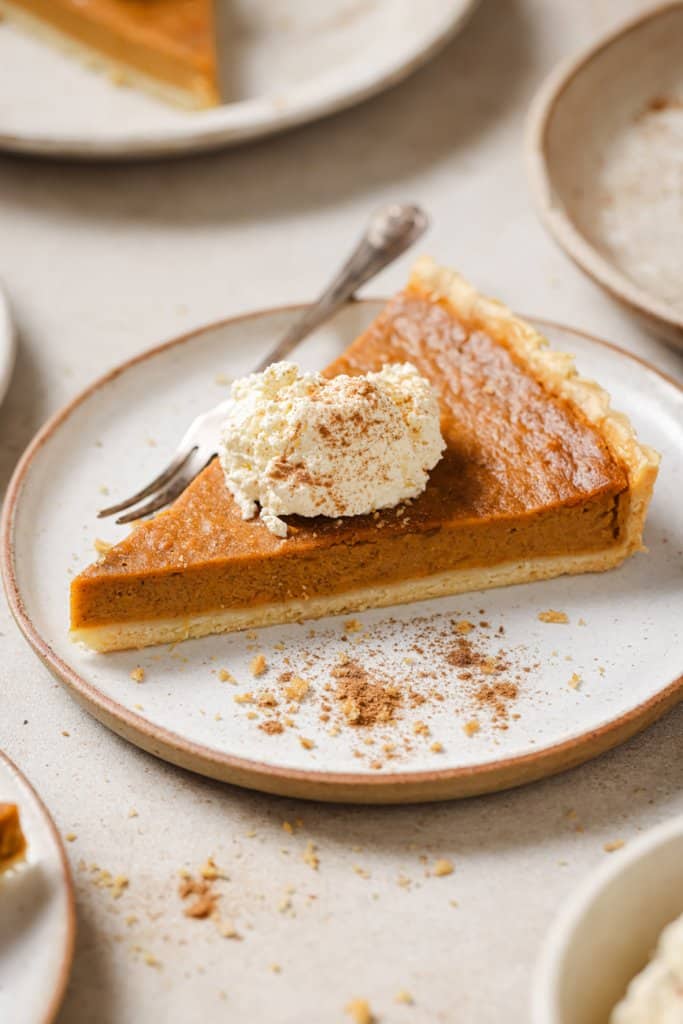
left=433, top=858, right=454, bottom=877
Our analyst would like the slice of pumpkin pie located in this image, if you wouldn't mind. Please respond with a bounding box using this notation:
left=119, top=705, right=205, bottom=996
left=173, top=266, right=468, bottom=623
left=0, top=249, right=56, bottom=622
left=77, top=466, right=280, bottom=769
left=70, top=258, right=659, bottom=652
left=0, top=0, right=220, bottom=109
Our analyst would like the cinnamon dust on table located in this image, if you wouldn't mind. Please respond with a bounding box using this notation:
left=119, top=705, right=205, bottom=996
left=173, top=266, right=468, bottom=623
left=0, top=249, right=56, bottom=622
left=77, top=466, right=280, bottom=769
left=332, top=658, right=401, bottom=726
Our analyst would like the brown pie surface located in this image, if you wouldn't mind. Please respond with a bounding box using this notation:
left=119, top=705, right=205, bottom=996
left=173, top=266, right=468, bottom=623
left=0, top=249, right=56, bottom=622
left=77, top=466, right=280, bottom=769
left=70, top=259, right=659, bottom=652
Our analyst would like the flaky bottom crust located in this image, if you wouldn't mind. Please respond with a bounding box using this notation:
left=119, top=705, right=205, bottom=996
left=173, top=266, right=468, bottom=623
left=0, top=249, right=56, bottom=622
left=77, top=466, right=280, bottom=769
left=71, top=542, right=635, bottom=652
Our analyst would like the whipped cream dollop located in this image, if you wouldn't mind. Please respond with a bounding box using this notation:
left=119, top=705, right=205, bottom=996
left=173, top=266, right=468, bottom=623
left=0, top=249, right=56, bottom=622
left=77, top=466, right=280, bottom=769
left=611, top=913, right=683, bottom=1024
left=219, top=361, right=445, bottom=537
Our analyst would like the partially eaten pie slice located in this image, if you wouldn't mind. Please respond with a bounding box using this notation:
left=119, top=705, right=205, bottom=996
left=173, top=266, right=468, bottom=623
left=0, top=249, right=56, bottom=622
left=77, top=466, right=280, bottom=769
left=0, top=0, right=220, bottom=109
left=70, top=259, right=659, bottom=652
left=0, top=803, right=27, bottom=873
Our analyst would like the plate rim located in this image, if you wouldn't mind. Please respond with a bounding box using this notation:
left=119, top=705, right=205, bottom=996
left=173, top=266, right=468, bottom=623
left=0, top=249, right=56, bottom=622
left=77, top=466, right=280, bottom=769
left=0, top=748, right=76, bottom=1024
left=1, top=302, right=682, bottom=804
left=525, top=1, right=683, bottom=344
left=0, top=0, right=480, bottom=159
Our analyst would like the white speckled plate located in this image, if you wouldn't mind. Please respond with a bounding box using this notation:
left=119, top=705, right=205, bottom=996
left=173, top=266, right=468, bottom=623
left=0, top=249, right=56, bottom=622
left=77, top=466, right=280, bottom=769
left=527, top=3, right=683, bottom=347
left=0, top=0, right=478, bottom=159
left=0, top=750, right=75, bottom=1024
left=0, top=280, right=15, bottom=408
left=2, top=302, right=682, bottom=803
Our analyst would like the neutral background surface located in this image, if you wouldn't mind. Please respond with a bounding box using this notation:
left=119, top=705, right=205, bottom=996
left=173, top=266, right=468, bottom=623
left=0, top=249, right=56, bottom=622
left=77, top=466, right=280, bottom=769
left=0, top=2, right=681, bottom=1022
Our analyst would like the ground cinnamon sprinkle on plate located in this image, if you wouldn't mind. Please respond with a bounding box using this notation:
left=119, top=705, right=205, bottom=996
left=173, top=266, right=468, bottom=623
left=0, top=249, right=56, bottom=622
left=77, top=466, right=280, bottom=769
left=333, top=659, right=401, bottom=727
left=538, top=609, right=569, bottom=624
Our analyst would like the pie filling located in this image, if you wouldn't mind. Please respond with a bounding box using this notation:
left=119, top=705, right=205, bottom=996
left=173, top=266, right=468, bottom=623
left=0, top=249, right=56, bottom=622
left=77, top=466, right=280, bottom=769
left=71, top=467, right=627, bottom=630
left=69, top=262, right=657, bottom=648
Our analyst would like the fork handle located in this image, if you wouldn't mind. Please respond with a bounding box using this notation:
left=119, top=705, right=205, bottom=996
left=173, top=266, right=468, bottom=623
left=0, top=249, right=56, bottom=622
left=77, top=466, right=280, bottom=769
left=252, top=203, right=429, bottom=374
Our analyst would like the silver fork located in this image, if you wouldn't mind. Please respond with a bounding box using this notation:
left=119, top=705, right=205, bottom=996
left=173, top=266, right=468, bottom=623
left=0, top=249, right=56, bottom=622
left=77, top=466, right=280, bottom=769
left=98, top=203, right=429, bottom=524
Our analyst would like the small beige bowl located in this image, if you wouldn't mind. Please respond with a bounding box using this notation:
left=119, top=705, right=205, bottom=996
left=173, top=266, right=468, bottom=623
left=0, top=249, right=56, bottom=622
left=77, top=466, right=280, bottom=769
left=527, top=3, right=683, bottom=348
left=532, top=817, right=683, bottom=1024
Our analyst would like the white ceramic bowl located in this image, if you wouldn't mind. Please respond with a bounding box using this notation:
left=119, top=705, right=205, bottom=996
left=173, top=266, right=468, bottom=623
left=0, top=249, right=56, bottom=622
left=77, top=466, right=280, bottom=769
left=526, top=3, right=683, bottom=348
left=532, top=816, right=683, bottom=1024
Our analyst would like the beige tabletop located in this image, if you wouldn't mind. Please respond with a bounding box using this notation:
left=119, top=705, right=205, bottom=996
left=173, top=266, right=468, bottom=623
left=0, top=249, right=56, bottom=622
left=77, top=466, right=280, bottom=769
left=1, top=2, right=681, bottom=1022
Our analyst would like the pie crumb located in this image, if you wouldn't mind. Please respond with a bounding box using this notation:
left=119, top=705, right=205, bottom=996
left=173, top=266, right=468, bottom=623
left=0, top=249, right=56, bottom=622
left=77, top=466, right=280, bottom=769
left=454, top=620, right=474, bottom=634
left=284, top=676, right=309, bottom=701
left=430, top=742, right=443, bottom=753
left=65, top=832, right=77, bottom=842
left=199, top=856, right=224, bottom=881
left=413, top=721, right=430, bottom=736
left=345, top=998, right=375, bottom=1024
left=395, top=989, right=414, bottom=1005
left=302, top=841, right=319, bottom=871
left=218, top=669, right=234, bottom=683
left=219, top=920, right=242, bottom=940
left=603, top=840, right=625, bottom=853
left=538, top=609, right=569, bottom=624
left=299, top=737, right=315, bottom=750
left=433, top=858, right=454, bottom=877
left=130, top=667, right=145, bottom=683
left=463, top=720, right=480, bottom=737
left=144, top=952, right=161, bottom=968
left=184, top=892, right=219, bottom=918
left=94, top=537, right=113, bottom=555
left=344, top=619, right=363, bottom=633
left=250, top=654, right=267, bottom=677
left=568, top=672, right=582, bottom=690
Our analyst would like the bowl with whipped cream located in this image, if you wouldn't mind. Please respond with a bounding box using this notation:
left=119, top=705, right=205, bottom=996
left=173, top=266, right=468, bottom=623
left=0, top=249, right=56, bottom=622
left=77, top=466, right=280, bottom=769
left=532, top=816, right=683, bottom=1024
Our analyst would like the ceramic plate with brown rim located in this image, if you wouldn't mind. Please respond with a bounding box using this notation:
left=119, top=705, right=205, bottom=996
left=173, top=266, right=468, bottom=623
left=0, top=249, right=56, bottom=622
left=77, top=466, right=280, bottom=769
left=527, top=3, right=683, bottom=348
left=0, top=750, right=75, bottom=1024
left=1, top=302, right=682, bottom=804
